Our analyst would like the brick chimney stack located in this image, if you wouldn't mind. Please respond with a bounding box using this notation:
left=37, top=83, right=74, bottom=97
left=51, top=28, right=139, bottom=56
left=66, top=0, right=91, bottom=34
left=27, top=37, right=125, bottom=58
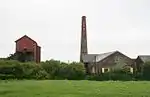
left=80, top=16, right=88, bottom=62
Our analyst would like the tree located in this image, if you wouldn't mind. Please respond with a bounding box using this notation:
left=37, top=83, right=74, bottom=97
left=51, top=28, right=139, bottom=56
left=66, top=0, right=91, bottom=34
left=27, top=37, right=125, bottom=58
left=7, top=52, right=34, bottom=62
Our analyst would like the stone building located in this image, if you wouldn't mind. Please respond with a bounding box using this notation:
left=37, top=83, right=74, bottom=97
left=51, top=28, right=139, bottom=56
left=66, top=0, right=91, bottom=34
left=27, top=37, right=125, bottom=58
left=83, top=51, right=134, bottom=74
left=80, top=16, right=134, bottom=74
left=135, top=55, right=150, bottom=73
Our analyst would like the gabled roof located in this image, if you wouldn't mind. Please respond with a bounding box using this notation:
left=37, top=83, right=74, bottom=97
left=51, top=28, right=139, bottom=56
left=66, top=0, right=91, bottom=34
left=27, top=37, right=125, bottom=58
left=138, top=55, right=150, bottom=63
left=96, top=51, right=117, bottom=62
left=82, top=54, right=98, bottom=63
left=15, top=35, right=37, bottom=44
left=82, top=51, right=118, bottom=63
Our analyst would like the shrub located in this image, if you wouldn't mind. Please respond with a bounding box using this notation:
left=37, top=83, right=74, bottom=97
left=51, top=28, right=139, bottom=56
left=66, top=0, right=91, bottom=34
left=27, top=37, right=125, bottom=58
left=41, top=60, right=86, bottom=80
left=0, top=74, right=16, bottom=80
left=0, top=60, right=49, bottom=80
left=40, top=59, right=61, bottom=79
left=87, top=70, right=133, bottom=81
left=0, top=60, right=23, bottom=79
left=20, top=62, right=49, bottom=80
left=142, top=62, right=150, bottom=80
left=0, top=59, right=138, bottom=81
left=62, top=62, right=85, bottom=80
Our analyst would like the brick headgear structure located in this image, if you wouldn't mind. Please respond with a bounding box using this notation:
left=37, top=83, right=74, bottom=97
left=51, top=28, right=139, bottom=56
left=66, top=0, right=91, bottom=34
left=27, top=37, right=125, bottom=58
left=15, top=35, right=41, bottom=63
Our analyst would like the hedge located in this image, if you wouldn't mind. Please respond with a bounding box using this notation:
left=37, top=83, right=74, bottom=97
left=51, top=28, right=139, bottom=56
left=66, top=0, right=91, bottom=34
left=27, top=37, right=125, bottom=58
left=0, top=59, right=150, bottom=81
left=0, top=60, right=86, bottom=80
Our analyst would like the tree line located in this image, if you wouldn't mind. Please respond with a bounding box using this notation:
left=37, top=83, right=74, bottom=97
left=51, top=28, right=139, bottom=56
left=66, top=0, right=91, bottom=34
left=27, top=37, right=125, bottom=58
left=0, top=59, right=85, bottom=80
left=0, top=59, right=150, bottom=81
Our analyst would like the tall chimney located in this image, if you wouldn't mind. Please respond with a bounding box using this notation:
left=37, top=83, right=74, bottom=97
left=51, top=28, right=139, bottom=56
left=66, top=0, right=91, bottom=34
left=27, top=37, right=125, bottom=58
left=80, top=16, right=88, bottom=62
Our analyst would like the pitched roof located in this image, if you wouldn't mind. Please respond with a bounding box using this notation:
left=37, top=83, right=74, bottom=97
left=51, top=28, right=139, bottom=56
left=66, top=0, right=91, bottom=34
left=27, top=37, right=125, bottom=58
left=82, top=54, right=98, bottom=63
left=138, top=55, right=150, bottom=63
left=15, top=35, right=37, bottom=44
left=82, top=51, right=117, bottom=63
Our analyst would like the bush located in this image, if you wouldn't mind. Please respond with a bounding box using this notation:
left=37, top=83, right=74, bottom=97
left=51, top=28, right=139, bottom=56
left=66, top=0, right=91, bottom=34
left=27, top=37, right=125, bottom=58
left=0, top=59, right=86, bottom=80
left=0, top=60, right=49, bottom=80
left=134, top=72, right=143, bottom=81
left=0, top=60, right=23, bottom=79
left=58, top=62, right=85, bottom=80
left=20, top=62, right=49, bottom=80
left=0, top=59, right=139, bottom=81
left=40, top=59, right=61, bottom=79
left=141, top=62, right=150, bottom=80
left=0, top=74, right=16, bottom=80
left=87, top=70, right=133, bottom=81
left=41, top=60, right=86, bottom=80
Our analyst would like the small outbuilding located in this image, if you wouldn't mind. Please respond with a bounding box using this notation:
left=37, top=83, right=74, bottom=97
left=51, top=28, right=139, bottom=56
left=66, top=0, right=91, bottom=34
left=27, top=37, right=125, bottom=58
left=135, top=55, right=150, bottom=73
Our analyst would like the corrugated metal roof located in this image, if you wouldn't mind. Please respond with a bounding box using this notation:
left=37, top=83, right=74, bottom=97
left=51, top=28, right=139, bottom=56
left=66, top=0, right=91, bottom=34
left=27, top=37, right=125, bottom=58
left=82, top=51, right=117, bottom=63
left=138, top=55, right=150, bottom=63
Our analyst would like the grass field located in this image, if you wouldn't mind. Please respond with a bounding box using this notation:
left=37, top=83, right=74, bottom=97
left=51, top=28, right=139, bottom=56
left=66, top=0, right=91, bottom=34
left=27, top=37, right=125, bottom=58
left=0, top=80, right=150, bottom=97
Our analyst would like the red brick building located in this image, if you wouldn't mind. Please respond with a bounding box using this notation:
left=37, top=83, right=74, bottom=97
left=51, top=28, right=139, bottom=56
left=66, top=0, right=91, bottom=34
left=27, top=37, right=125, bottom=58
left=15, top=35, right=41, bottom=63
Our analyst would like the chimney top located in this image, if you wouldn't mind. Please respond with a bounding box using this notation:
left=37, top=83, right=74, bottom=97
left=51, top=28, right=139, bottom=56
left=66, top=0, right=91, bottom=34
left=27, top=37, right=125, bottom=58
left=82, top=16, right=86, bottom=18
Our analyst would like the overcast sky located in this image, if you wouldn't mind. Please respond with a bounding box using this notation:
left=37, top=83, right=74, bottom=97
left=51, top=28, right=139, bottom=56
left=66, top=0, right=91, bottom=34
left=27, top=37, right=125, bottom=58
left=0, top=0, right=150, bottom=62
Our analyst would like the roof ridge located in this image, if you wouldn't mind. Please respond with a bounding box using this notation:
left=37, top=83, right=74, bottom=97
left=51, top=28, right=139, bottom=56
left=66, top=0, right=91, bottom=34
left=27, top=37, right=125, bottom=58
left=98, top=50, right=117, bottom=55
left=15, top=35, right=37, bottom=44
left=88, top=51, right=118, bottom=55
left=95, top=51, right=117, bottom=62
left=82, top=51, right=119, bottom=63
left=139, top=55, right=150, bottom=56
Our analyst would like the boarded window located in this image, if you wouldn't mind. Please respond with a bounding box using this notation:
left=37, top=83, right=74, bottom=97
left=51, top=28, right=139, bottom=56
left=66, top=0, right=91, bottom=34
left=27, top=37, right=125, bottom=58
left=102, top=68, right=110, bottom=73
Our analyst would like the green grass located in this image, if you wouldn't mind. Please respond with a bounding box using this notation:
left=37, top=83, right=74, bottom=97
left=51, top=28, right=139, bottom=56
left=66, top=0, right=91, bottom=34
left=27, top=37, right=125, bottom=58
left=0, top=80, right=150, bottom=97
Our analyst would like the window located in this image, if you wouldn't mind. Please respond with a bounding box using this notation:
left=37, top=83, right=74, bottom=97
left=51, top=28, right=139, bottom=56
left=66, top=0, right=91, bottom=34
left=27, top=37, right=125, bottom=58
left=130, top=67, right=133, bottom=73
left=102, top=68, right=110, bottom=73
left=104, top=68, right=109, bottom=72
